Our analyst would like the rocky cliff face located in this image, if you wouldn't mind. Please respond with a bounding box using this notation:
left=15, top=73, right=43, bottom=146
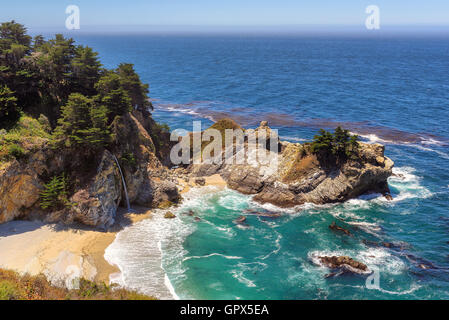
left=190, top=121, right=394, bottom=208
left=0, top=112, right=180, bottom=228
left=0, top=116, right=394, bottom=226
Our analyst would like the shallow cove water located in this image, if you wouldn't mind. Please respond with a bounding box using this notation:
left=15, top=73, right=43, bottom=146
left=58, top=34, right=449, bottom=299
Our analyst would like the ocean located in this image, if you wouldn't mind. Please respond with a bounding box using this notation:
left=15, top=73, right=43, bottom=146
left=67, top=33, right=449, bottom=299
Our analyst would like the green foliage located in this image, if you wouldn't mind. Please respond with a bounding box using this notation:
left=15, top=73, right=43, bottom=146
left=95, top=72, right=132, bottom=121
left=71, top=46, right=102, bottom=96
left=0, top=280, right=23, bottom=300
left=53, top=93, right=110, bottom=149
left=7, top=143, right=25, bottom=160
left=0, top=20, right=166, bottom=159
left=119, top=152, right=137, bottom=168
left=150, top=122, right=170, bottom=149
left=0, top=20, right=31, bottom=49
left=0, top=85, right=20, bottom=129
left=311, top=126, right=360, bottom=163
left=33, top=35, right=45, bottom=49
left=39, top=173, right=71, bottom=210
left=116, top=63, right=152, bottom=111
left=0, top=268, right=157, bottom=300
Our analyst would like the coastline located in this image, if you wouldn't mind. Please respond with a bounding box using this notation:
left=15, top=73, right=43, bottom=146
left=0, top=207, right=152, bottom=287
left=0, top=175, right=227, bottom=296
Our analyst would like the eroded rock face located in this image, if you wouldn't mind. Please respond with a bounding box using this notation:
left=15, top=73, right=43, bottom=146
left=0, top=146, right=50, bottom=223
left=190, top=121, right=394, bottom=208
left=0, top=112, right=181, bottom=228
left=68, top=150, right=122, bottom=228
left=111, top=113, right=181, bottom=208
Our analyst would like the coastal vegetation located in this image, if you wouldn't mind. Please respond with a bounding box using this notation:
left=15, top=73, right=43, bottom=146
left=310, top=126, right=360, bottom=164
left=0, top=20, right=179, bottom=217
left=0, top=268, right=155, bottom=300
left=39, top=173, right=71, bottom=211
left=0, top=20, right=152, bottom=153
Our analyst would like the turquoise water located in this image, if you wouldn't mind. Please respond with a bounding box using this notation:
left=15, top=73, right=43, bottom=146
left=59, top=34, right=449, bottom=299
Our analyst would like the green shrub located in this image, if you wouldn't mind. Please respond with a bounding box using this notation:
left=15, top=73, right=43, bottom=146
left=0, top=268, right=157, bottom=300
left=7, top=143, right=25, bottom=160
left=0, top=280, right=23, bottom=300
left=150, top=122, right=170, bottom=150
left=310, top=126, right=360, bottom=163
left=0, top=85, right=21, bottom=130
left=119, top=152, right=137, bottom=168
left=39, top=173, right=71, bottom=210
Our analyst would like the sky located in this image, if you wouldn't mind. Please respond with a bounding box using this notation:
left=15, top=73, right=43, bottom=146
left=1, top=0, right=449, bottom=32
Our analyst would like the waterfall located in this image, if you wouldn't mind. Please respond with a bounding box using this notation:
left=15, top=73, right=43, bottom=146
left=112, top=154, right=131, bottom=212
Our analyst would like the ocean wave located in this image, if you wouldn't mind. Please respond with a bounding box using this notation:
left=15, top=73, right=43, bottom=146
left=279, top=136, right=309, bottom=143
left=230, top=269, right=257, bottom=288
left=257, top=233, right=282, bottom=260
left=388, top=167, right=433, bottom=202
left=375, top=283, right=421, bottom=296
left=358, top=133, right=449, bottom=160
left=104, top=209, right=195, bottom=300
left=183, top=253, right=243, bottom=261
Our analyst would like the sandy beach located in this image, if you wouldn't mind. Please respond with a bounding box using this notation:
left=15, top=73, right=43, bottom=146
left=0, top=175, right=226, bottom=290
left=0, top=208, right=152, bottom=287
left=178, top=174, right=227, bottom=194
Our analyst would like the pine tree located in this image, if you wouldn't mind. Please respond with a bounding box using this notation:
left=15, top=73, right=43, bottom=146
left=39, top=173, right=70, bottom=210
left=116, top=63, right=152, bottom=111
left=95, top=72, right=132, bottom=121
left=71, top=46, right=102, bottom=96
left=53, top=93, right=110, bottom=149
left=0, top=85, right=20, bottom=129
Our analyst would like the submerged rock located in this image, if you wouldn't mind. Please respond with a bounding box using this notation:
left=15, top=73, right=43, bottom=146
left=319, top=256, right=368, bottom=274
left=234, top=215, right=247, bottom=224
left=383, top=192, right=393, bottom=201
left=329, top=222, right=352, bottom=236
left=243, top=209, right=282, bottom=218
left=164, top=211, right=176, bottom=219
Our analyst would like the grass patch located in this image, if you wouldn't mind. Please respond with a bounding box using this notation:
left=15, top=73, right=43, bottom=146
left=0, top=114, right=51, bottom=162
left=0, top=268, right=157, bottom=300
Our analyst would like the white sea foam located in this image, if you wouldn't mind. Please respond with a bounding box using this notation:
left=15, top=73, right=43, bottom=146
left=258, top=233, right=282, bottom=260
left=183, top=253, right=243, bottom=261
left=358, top=133, right=395, bottom=145
left=411, top=144, right=449, bottom=160
left=279, top=136, right=309, bottom=143
left=104, top=209, right=194, bottom=300
left=231, top=269, right=257, bottom=288
left=309, top=246, right=406, bottom=276
left=376, top=283, right=421, bottom=296
left=358, top=132, right=449, bottom=160
left=387, top=167, right=433, bottom=202
left=326, top=166, right=432, bottom=215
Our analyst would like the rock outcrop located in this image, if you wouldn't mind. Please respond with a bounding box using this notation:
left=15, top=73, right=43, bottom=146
left=319, top=256, right=369, bottom=274
left=190, top=120, right=394, bottom=208
left=0, top=143, right=50, bottom=223
left=0, top=111, right=181, bottom=228
left=67, top=150, right=122, bottom=228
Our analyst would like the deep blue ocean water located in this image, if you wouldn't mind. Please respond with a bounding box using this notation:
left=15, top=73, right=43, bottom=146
left=70, top=34, right=449, bottom=299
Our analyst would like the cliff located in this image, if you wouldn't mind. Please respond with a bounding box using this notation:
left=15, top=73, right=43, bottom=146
left=0, top=111, right=180, bottom=228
